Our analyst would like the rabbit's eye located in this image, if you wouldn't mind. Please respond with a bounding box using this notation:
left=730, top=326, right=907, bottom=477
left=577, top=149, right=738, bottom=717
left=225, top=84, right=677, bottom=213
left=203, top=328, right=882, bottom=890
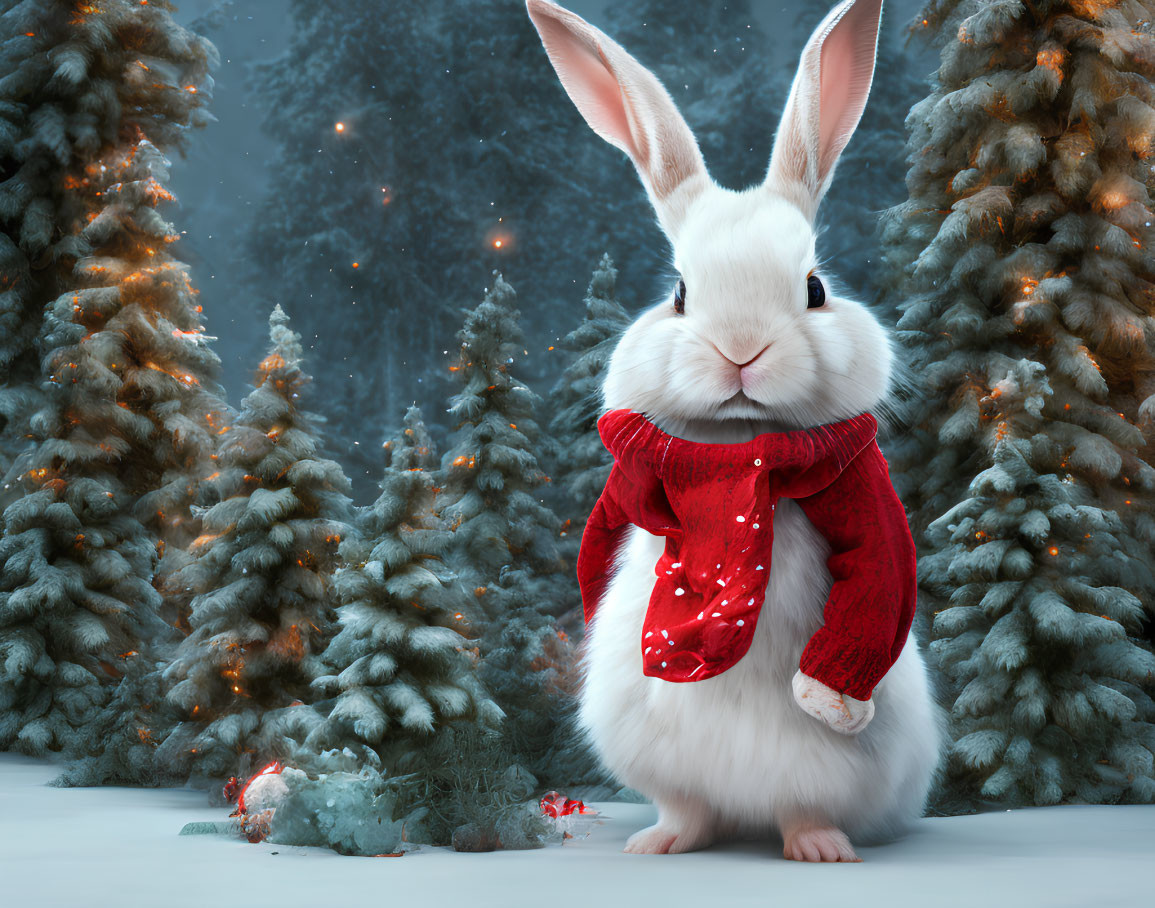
left=806, top=274, right=826, bottom=309
left=673, top=279, right=686, bottom=315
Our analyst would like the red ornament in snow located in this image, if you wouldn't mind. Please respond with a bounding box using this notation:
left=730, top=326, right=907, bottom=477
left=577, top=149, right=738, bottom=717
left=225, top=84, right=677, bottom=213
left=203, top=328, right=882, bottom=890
left=237, top=761, right=284, bottom=815
left=540, top=790, right=594, bottom=819
left=231, top=761, right=287, bottom=844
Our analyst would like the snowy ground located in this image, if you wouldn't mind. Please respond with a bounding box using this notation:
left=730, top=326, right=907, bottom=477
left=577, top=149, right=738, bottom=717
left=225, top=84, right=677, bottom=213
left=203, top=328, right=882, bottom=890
left=1, top=754, right=1152, bottom=908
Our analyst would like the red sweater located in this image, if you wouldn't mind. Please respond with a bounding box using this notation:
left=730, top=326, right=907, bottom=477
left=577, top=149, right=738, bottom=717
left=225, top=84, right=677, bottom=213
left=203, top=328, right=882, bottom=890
left=577, top=409, right=916, bottom=700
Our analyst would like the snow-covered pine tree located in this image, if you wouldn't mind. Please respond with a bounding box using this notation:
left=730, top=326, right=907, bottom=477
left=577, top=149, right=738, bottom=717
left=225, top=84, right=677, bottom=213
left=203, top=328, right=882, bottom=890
left=882, top=0, right=1155, bottom=806
left=0, top=0, right=226, bottom=783
left=305, top=405, right=502, bottom=769
left=550, top=255, right=630, bottom=523
left=439, top=276, right=561, bottom=589
left=547, top=254, right=629, bottom=632
left=436, top=274, right=595, bottom=788
left=159, top=306, right=352, bottom=780
left=0, top=10, right=55, bottom=481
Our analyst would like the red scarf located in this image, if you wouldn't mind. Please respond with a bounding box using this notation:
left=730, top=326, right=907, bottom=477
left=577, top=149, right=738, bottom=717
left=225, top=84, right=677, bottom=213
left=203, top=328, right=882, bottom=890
left=577, top=409, right=916, bottom=700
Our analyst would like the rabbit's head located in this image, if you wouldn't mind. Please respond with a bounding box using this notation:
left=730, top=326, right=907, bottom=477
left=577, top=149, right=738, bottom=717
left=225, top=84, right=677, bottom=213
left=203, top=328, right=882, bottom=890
left=528, top=0, right=891, bottom=440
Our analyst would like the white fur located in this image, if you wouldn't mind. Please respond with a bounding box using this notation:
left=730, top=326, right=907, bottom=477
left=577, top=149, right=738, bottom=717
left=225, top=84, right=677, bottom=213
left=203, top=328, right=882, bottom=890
left=527, top=0, right=943, bottom=853
left=581, top=518, right=940, bottom=845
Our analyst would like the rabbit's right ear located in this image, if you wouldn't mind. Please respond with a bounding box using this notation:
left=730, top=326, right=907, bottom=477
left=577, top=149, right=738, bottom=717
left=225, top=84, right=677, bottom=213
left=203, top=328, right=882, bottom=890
left=526, top=0, right=708, bottom=238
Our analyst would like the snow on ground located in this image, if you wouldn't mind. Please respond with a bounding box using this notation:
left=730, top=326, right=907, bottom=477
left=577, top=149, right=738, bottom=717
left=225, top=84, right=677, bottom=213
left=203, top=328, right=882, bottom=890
left=1, top=754, right=1151, bottom=908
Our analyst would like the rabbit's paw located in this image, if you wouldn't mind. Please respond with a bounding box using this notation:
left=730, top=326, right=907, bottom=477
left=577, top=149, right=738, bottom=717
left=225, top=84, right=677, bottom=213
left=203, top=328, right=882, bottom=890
left=782, top=823, right=861, bottom=863
left=624, top=791, right=716, bottom=854
left=791, top=669, right=875, bottom=735
left=624, top=824, right=679, bottom=854
left=624, top=822, right=713, bottom=854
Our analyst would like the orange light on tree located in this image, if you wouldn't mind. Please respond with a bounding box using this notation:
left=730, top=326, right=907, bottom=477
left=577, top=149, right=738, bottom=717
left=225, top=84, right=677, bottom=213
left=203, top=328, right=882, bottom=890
left=1097, top=189, right=1129, bottom=211
left=486, top=225, right=513, bottom=251
left=1035, top=47, right=1065, bottom=79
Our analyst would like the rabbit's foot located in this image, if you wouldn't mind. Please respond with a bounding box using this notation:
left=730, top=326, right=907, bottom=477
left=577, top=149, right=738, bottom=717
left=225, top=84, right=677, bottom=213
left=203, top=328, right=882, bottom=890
left=624, top=794, right=715, bottom=854
left=781, top=822, right=860, bottom=863
left=624, top=821, right=715, bottom=854
left=623, top=824, right=679, bottom=854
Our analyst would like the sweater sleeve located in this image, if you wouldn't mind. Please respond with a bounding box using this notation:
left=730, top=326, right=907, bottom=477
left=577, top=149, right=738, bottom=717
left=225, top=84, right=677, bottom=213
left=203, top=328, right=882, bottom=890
left=576, top=450, right=680, bottom=624
left=576, top=469, right=631, bottom=625
left=793, top=440, right=917, bottom=700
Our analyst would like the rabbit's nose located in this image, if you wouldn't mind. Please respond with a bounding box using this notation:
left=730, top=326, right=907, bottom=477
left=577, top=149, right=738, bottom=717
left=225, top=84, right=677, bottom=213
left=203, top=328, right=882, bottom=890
left=724, top=344, right=772, bottom=370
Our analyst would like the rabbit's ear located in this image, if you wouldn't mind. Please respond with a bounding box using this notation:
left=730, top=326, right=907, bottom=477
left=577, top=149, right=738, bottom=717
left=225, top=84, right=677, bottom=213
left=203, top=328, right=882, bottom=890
left=765, top=0, right=883, bottom=221
left=526, top=0, right=707, bottom=237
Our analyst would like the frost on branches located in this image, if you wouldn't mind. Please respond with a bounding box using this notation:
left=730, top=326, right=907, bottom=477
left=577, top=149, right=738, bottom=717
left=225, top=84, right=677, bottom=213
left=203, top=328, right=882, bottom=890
left=159, top=307, right=352, bottom=780
left=0, top=0, right=225, bottom=785
left=882, top=0, right=1155, bottom=806
left=0, top=6, right=53, bottom=478
left=305, top=405, right=502, bottom=770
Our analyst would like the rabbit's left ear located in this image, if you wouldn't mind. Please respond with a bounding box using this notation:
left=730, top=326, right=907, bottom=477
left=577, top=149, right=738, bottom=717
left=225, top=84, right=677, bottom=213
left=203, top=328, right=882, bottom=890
left=765, top=0, right=883, bottom=221
left=526, top=0, right=708, bottom=238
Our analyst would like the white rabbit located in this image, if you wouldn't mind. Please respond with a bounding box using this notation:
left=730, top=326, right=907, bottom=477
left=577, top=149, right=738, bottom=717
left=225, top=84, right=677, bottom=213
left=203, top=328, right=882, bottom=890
left=527, top=0, right=943, bottom=862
